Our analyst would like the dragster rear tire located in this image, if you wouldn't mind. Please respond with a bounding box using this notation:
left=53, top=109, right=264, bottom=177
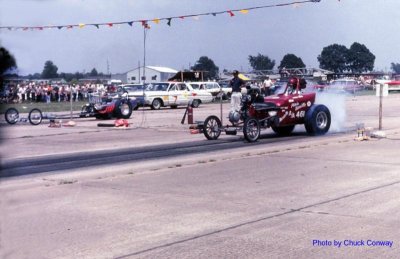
left=115, top=100, right=133, bottom=119
left=203, top=115, right=222, bottom=140
left=304, top=104, right=331, bottom=135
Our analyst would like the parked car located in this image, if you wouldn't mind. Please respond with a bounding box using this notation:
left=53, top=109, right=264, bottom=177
left=118, top=84, right=145, bottom=109
left=188, top=82, right=230, bottom=100
left=142, top=82, right=213, bottom=109
left=328, top=79, right=364, bottom=93
left=387, top=80, right=400, bottom=91
left=218, top=81, right=232, bottom=99
left=120, top=84, right=145, bottom=93
left=300, top=79, right=329, bottom=92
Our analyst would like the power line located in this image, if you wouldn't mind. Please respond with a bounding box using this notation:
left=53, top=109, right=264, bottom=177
left=0, top=0, right=322, bottom=31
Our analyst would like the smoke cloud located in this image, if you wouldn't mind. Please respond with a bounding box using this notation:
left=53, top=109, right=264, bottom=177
left=315, top=92, right=347, bottom=133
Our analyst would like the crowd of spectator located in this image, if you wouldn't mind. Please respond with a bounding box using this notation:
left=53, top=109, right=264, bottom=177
left=1, top=82, right=110, bottom=104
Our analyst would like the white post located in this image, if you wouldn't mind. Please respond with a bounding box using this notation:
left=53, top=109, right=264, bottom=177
left=70, top=88, right=73, bottom=120
left=379, top=84, right=383, bottom=130
left=220, top=91, right=223, bottom=125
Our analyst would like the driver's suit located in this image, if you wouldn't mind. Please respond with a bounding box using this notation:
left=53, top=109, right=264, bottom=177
left=229, top=76, right=245, bottom=112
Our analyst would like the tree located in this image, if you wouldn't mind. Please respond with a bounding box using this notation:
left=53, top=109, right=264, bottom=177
left=28, top=73, right=42, bottom=80
left=0, top=46, right=17, bottom=75
left=318, top=44, right=348, bottom=73
left=59, top=72, right=75, bottom=82
left=89, top=68, right=98, bottom=76
left=74, top=71, right=84, bottom=80
left=346, top=42, right=375, bottom=73
left=391, top=63, right=400, bottom=74
left=191, top=56, right=219, bottom=79
left=248, top=53, right=275, bottom=70
left=278, top=54, right=305, bottom=69
left=41, top=60, right=58, bottom=78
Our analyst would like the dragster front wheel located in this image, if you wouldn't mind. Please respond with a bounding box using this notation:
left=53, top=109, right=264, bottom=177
left=28, top=108, right=43, bottom=125
left=5, top=108, right=19, bottom=124
left=203, top=115, right=222, bottom=140
left=243, top=117, right=260, bottom=142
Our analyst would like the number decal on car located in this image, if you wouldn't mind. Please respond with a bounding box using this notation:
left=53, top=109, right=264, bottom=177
left=296, top=111, right=305, bottom=118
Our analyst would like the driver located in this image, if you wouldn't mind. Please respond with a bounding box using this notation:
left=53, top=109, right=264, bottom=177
left=229, top=70, right=245, bottom=112
left=287, top=77, right=299, bottom=94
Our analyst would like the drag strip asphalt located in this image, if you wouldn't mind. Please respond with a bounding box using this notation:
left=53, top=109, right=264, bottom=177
left=1, top=133, right=312, bottom=178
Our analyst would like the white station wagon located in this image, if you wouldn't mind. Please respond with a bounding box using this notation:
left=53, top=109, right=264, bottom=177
left=137, top=82, right=213, bottom=110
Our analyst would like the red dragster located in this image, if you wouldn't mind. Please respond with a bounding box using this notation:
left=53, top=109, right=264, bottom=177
left=197, top=77, right=331, bottom=142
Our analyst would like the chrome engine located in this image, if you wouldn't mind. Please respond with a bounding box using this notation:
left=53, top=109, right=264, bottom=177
left=228, top=111, right=241, bottom=123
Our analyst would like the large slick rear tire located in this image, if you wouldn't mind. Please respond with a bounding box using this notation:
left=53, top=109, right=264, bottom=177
left=115, top=100, right=133, bottom=119
left=304, top=104, right=331, bottom=135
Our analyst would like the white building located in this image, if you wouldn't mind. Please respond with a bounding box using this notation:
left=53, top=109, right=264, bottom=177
left=112, top=66, right=178, bottom=84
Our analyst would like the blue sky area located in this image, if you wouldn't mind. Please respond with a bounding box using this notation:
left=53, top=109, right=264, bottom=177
left=0, top=0, right=399, bottom=75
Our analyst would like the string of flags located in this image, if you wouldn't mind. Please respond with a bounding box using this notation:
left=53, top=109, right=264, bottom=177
left=0, top=0, right=322, bottom=31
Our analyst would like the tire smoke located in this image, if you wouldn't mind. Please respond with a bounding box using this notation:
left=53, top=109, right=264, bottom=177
left=315, top=92, right=347, bottom=133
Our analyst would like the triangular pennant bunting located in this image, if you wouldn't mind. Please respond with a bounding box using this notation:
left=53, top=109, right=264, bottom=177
left=0, top=1, right=323, bottom=31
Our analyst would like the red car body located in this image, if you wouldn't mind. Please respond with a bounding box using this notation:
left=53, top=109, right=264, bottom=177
left=265, top=92, right=316, bottom=126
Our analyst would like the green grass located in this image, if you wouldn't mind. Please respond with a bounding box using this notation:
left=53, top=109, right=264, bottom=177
left=0, top=101, right=86, bottom=114
left=353, top=89, right=375, bottom=96
left=352, top=89, right=400, bottom=96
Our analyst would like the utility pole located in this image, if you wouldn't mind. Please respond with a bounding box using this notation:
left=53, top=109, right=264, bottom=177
left=138, top=61, right=141, bottom=84
left=143, top=26, right=148, bottom=85
left=106, top=59, right=110, bottom=76
left=379, top=83, right=383, bottom=130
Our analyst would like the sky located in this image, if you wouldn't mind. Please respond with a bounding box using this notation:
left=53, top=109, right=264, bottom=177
left=0, top=0, right=399, bottom=75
